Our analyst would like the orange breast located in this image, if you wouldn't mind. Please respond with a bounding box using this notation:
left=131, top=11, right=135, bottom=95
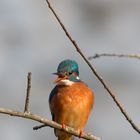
left=50, top=82, right=94, bottom=130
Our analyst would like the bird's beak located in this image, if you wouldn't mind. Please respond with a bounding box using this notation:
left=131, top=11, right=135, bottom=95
left=53, top=72, right=68, bottom=84
left=53, top=76, right=64, bottom=84
left=52, top=72, right=58, bottom=75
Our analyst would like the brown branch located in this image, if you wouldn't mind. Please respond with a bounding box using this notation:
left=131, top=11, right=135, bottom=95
left=46, top=0, right=140, bottom=134
left=88, top=53, right=140, bottom=60
left=33, top=124, right=46, bottom=130
left=24, top=72, right=32, bottom=112
left=0, top=107, right=101, bottom=140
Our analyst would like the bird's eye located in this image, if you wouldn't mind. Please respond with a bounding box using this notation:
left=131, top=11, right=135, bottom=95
left=68, top=72, right=72, bottom=75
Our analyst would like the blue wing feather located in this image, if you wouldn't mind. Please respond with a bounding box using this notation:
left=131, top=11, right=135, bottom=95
left=49, top=86, right=58, bottom=105
left=49, top=86, right=58, bottom=120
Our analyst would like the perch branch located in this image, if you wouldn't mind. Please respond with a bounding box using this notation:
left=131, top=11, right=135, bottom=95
left=88, top=53, right=140, bottom=60
left=24, top=72, right=32, bottom=112
left=46, top=0, right=140, bottom=134
left=0, top=107, right=101, bottom=140
left=33, top=124, right=47, bottom=130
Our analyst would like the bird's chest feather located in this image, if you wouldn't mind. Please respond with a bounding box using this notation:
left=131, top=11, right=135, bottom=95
left=50, top=82, right=94, bottom=128
left=54, top=83, right=92, bottom=110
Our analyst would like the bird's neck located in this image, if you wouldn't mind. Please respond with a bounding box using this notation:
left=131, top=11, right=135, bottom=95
left=57, top=76, right=80, bottom=86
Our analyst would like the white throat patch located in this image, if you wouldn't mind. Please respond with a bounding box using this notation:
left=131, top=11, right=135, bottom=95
left=76, top=76, right=80, bottom=80
left=57, top=79, right=74, bottom=86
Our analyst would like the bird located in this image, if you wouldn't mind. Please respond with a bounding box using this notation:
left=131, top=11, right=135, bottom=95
left=49, top=59, right=94, bottom=140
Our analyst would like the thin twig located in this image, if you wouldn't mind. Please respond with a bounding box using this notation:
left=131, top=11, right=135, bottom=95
left=46, top=0, right=140, bottom=134
left=0, top=107, right=101, bottom=140
left=88, top=53, right=140, bottom=60
left=33, top=124, right=46, bottom=130
left=24, top=72, right=32, bottom=112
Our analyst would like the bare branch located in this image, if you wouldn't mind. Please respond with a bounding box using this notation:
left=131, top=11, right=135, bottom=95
left=0, top=107, right=101, bottom=140
left=88, top=53, right=140, bottom=60
left=45, top=0, right=140, bottom=134
left=33, top=124, right=46, bottom=130
left=24, top=72, right=32, bottom=112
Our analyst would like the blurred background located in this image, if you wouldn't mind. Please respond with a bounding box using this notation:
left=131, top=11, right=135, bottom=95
left=0, top=0, right=140, bottom=140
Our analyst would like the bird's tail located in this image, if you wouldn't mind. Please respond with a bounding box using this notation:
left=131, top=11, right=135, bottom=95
left=58, top=135, right=73, bottom=140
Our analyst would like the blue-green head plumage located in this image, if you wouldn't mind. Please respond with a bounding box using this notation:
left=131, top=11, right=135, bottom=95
left=57, top=59, right=79, bottom=76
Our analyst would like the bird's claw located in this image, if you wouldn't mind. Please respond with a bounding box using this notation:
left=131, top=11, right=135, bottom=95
left=79, top=130, right=84, bottom=138
left=61, top=123, right=66, bottom=129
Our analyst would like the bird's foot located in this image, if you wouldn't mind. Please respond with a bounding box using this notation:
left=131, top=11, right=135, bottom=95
left=79, top=130, right=84, bottom=138
left=61, top=123, right=66, bottom=130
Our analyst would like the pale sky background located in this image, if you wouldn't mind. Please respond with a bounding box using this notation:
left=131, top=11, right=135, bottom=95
left=0, top=0, right=140, bottom=140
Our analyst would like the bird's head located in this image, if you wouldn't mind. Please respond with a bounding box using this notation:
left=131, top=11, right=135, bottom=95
left=53, top=59, right=80, bottom=85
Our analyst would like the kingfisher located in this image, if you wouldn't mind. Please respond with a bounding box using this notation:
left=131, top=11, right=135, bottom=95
left=49, top=59, right=94, bottom=140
